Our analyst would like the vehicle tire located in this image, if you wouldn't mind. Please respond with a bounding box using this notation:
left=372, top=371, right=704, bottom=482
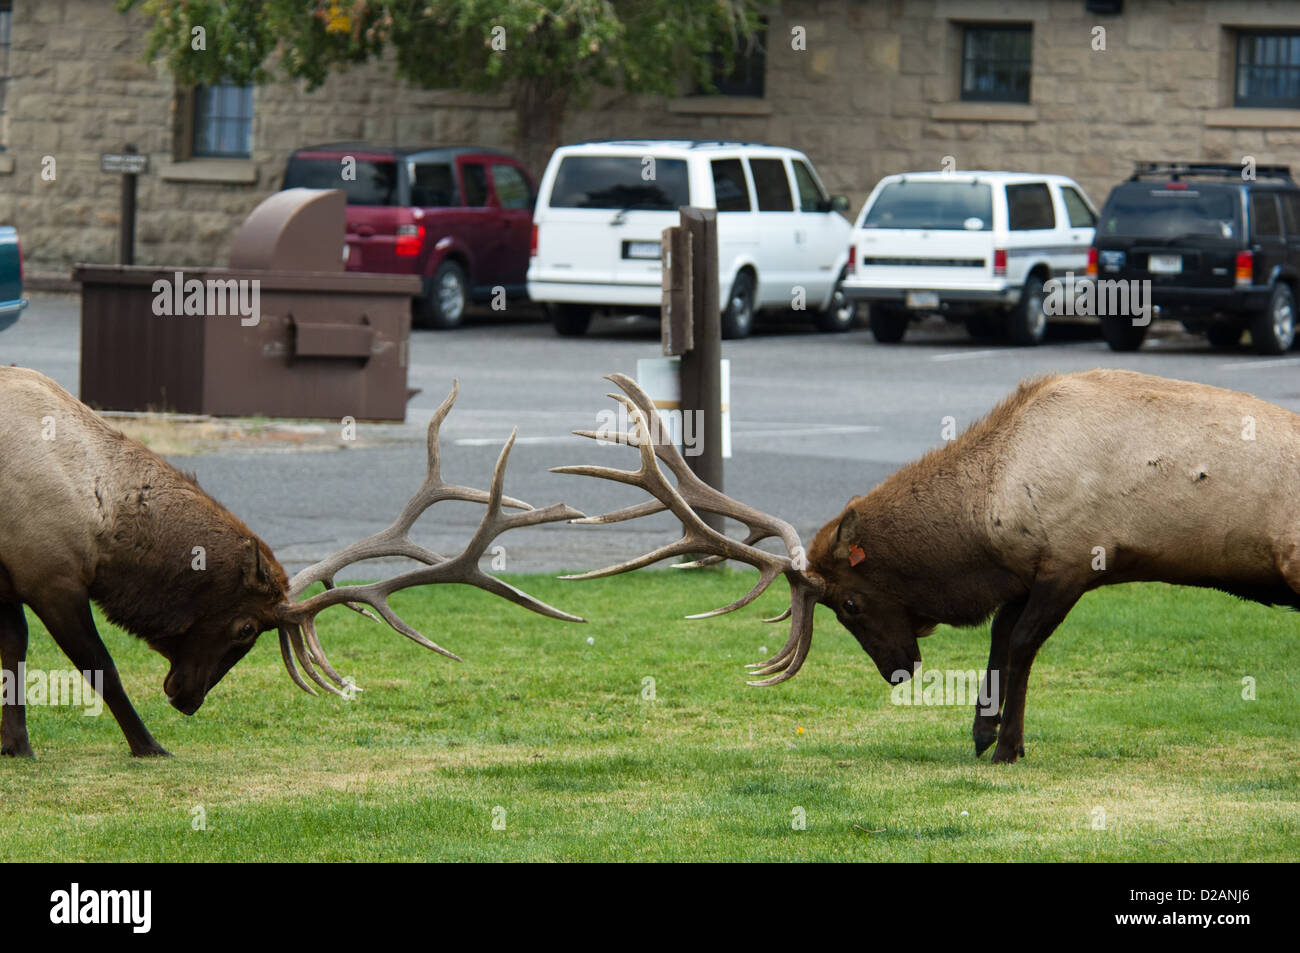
left=813, top=272, right=858, bottom=333
left=869, top=304, right=908, bottom=343
left=722, top=271, right=756, bottom=340
left=965, top=312, right=1003, bottom=339
left=1250, top=283, right=1296, bottom=355
left=551, top=303, right=593, bottom=337
left=414, top=260, right=468, bottom=330
left=1099, top=314, right=1148, bottom=351
left=1205, top=323, right=1243, bottom=350
left=1006, top=275, right=1048, bottom=346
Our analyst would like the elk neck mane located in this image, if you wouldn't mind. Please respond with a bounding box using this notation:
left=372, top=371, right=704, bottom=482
left=87, top=425, right=286, bottom=643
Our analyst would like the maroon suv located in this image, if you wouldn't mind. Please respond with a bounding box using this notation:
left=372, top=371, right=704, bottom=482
left=283, top=143, right=536, bottom=328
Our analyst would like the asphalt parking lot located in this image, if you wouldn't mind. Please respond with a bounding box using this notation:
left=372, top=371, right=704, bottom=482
left=7, top=293, right=1300, bottom=577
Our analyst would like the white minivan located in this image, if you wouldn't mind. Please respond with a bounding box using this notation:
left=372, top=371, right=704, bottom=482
left=528, top=140, right=855, bottom=338
left=842, top=171, right=1098, bottom=346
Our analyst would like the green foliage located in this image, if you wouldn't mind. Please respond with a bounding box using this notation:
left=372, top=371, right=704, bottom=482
left=118, top=0, right=765, bottom=99
left=2, top=573, right=1296, bottom=861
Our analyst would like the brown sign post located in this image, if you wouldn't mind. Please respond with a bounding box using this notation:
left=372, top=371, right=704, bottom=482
left=101, top=145, right=147, bottom=266
left=662, top=207, right=724, bottom=533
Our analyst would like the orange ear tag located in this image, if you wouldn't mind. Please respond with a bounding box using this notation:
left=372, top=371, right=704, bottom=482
left=848, top=544, right=866, bottom=567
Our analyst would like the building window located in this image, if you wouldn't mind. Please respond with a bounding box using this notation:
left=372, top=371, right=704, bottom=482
left=0, top=1, right=11, bottom=150
left=961, top=25, right=1032, bottom=103
left=193, top=83, right=254, bottom=158
left=709, top=21, right=766, bottom=97
left=1235, top=32, right=1300, bottom=108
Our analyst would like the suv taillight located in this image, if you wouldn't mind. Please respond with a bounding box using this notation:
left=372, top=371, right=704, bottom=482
left=1086, top=247, right=1098, bottom=278
left=1235, top=250, right=1254, bottom=288
left=846, top=244, right=855, bottom=276
left=530, top=223, right=538, bottom=258
left=993, top=248, right=1007, bottom=277
left=395, top=224, right=425, bottom=257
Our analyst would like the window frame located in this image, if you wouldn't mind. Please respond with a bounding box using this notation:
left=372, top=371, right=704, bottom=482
left=0, top=1, right=12, bottom=150
left=747, top=157, right=794, bottom=212
left=711, top=158, right=753, bottom=213
left=192, top=82, right=254, bottom=159
left=708, top=20, right=767, bottom=98
left=1060, top=186, right=1097, bottom=229
left=1006, top=182, right=1056, bottom=231
left=491, top=162, right=534, bottom=211
left=1234, top=30, right=1300, bottom=109
left=960, top=25, right=1033, bottom=104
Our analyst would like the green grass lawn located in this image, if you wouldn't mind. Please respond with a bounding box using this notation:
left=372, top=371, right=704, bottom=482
left=0, top=571, right=1296, bottom=861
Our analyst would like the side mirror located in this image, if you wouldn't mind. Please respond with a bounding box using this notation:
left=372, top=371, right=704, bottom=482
left=830, top=195, right=851, bottom=213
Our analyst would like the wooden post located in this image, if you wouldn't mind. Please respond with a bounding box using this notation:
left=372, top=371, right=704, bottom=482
left=677, top=207, right=723, bottom=533
left=119, top=145, right=138, bottom=266
left=661, top=225, right=693, bottom=357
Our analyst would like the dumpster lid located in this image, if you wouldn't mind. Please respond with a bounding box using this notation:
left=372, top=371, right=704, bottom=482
left=228, top=187, right=346, bottom=273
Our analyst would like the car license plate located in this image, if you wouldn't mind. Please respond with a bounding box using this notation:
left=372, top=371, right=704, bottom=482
left=624, top=241, right=661, bottom=260
left=1148, top=254, right=1182, bottom=274
left=906, top=292, right=940, bottom=309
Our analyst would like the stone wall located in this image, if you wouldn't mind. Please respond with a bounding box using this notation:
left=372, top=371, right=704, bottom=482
left=7, top=0, right=1300, bottom=276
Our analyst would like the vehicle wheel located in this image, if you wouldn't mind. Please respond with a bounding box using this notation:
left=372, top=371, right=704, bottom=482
left=813, top=272, right=858, bottom=333
left=869, top=304, right=908, bottom=343
left=722, top=271, right=756, bottom=339
left=965, top=312, right=1003, bottom=339
left=1205, top=323, right=1243, bottom=350
left=1099, top=314, right=1148, bottom=351
left=414, top=260, right=468, bottom=330
left=1251, top=283, right=1296, bottom=355
left=551, top=304, right=593, bottom=337
left=1006, top=275, right=1047, bottom=346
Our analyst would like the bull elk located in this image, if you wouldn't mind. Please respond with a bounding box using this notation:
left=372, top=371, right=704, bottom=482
left=559, top=369, right=1299, bottom=763
left=0, top=366, right=583, bottom=757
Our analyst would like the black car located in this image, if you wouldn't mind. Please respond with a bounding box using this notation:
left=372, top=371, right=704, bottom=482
left=1091, top=162, right=1300, bottom=355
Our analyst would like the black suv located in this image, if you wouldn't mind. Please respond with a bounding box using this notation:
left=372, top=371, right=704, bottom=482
left=1091, top=162, right=1300, bottom=354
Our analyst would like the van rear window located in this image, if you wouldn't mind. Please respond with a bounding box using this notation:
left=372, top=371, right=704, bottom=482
left=549, top=156, right=690, bottom=210
left=1098, top=185, right=1241, bottom=240
left=863, top=181, right=994, bottom=230
left=284, top=157, right=400, bottom=206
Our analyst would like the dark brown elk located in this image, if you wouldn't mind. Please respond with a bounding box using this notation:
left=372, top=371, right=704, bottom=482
left=0, top=366, right=582, bottom=757
left=559, top=370, right=1300, bottom=763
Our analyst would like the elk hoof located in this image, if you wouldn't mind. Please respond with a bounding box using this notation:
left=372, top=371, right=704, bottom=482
left=1, top=739, right=34, bottom=758
left=973, top=714, right=1000, bottom=757
left=991, top=741, right=1025, bottom=764
left=130, top=743, right=171, bottom=758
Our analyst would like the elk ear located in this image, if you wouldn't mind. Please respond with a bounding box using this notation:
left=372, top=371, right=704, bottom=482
left=243, top=538, right=272, bottom=590
left=833, top=509, right=867, bottom=565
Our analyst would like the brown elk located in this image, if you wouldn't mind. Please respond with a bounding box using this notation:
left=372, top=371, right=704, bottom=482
left=0, top=366, right=583, bottom=757
left=559, top=370, right=1300, bottom=763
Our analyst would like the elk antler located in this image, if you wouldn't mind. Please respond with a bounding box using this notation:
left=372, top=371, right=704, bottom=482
left=274, top=380, right=586, bottom=697
left=553, top=374, right=823, bottom=686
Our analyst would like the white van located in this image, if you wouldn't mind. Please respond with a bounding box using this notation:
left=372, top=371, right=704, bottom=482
left=842, top=171, right=1098, bottom=346
left=527, top=140, right=855, bottom=338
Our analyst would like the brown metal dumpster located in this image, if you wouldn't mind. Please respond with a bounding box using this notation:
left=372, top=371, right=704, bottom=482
left=76, top=188, right=420, bottom=421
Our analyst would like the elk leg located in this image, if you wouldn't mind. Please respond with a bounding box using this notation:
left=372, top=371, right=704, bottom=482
left=974, top=595, right=1025, bottom=757
left=991, top=578, right=1081, bottom=764
left=0, top=602, right=33, bottom=758
left=30, top=591, right=169, bottom=757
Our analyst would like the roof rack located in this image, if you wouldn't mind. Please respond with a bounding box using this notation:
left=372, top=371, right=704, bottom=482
left=576, top=138, right=773, bottom=149
left=1130, top=161, right=1294, bottom=183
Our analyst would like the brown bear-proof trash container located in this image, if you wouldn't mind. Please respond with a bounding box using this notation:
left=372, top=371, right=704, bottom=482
left=75, top=188, right=421, bottom=421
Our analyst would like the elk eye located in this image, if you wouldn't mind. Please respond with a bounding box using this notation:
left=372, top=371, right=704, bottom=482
left=842, top=599, right=861, bottom=616
left=239, top=622, right=256, bottom=639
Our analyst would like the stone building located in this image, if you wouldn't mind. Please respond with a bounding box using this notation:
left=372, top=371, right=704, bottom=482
left=5, top=0, right=1300, bottom=279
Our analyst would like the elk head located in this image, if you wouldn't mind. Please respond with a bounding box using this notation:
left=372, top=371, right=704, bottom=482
left=167, top=380, right=585, bottom=712
left=154, top=535, right=290, bottom=715
left=556, top=373, right=918, bottom=687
